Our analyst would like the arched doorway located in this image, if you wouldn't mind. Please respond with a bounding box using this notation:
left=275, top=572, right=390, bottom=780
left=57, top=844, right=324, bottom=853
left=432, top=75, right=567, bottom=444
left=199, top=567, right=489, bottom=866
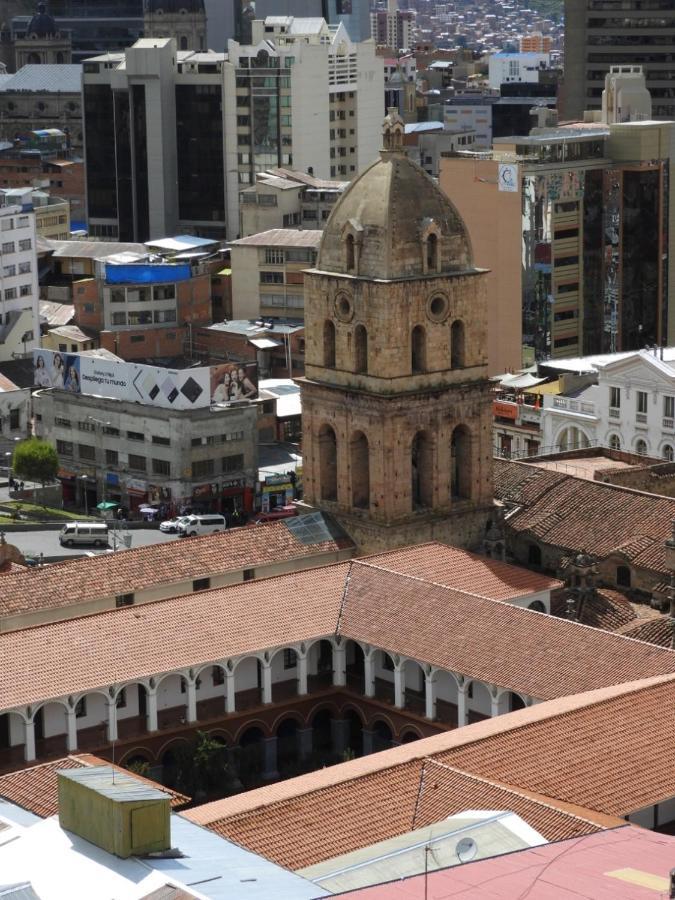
left=344, top=709, right=364, bottom=757
left=497, top=691, right=527, bottom=715
left=318, top=424, right=337, bottom=501
left=617, top=565, right=631, bottom=588
left=354, top=324, right=368, bottom=374
left=323, top=320, right=336, bottom=367
left=466, top=681, right=491, bottom=724
left=374, top=651, right=396, bottom=704
left=238, top=726, right=265, bottom=788
left=435, top=671, right=459, bottom=727
left=528, top=599, right=546, bottom=613
left=411, top=325, right=426, bottom=373
left=403, top=659, right=425, bottom=715
left=272, top=648, right=298, bottom=703
left=345, top=640, right=365, bottom=693
left=350, top=431, right=370, bottom=509
left=309, top=639, right=334, bottom=690
left=451, top=320, right=465, bottom=368
left=451, top=425, right=471, bottom=500
left=311, top=709, right=334, bottom=764
left=400, top=729, right=421, bottom=744
left=412, top=431, right=433, bottom=509
left=372, top=720, right=393, bottom=752
left=276, top=718, right=300, bottom=777
left=34, top=702, right=67, bottom=757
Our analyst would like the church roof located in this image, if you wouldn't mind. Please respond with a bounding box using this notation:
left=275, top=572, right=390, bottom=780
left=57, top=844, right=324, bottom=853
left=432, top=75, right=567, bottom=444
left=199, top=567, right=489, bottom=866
left=317, top=112, right=473, bottom=280
left=25, top=3, right=58, bottom=38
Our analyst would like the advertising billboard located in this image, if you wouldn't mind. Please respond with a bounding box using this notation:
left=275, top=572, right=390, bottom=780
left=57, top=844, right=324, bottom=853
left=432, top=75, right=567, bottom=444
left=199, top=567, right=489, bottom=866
left=33, top=350, right=257, bottom=411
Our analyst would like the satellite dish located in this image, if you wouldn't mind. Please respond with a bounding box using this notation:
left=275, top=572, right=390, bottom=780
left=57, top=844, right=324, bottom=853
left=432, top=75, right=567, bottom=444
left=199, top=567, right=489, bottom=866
left=456, top=837, right=478, bottom=863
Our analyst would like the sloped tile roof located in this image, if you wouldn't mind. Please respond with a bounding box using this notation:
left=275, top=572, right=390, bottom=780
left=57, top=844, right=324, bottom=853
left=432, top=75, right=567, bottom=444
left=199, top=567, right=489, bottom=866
left=0, top=753, right=188, bottom=817
left=617, top=615, right=673, bottom=648
left=550, top=588, right=637, bottom=631
left=183, top=676, right=671, bottom=868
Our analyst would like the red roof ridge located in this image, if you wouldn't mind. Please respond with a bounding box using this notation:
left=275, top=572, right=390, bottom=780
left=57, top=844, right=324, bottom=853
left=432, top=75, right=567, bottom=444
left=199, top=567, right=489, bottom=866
left=182, top=673, right=675, bottom=827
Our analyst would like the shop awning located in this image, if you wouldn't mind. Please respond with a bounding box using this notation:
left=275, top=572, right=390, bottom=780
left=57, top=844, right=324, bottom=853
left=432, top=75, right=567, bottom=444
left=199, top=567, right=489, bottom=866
left=525, top=379, right=561, bottom=396
left=499, top=373, right=546, bottom=390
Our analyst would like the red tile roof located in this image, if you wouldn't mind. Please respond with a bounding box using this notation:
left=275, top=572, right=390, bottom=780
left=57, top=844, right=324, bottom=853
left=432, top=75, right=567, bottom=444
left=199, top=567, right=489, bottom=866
left=550, top=588, right=637, bottom=631
left=0, top=753, right=188, bottom=817
left=0, top=519, right=352, bottom=620
left=495, top=459, right=675, bottom=575
left=617, top=615, right=673, bottom=648
left=184, top=676, right=672, bottom=869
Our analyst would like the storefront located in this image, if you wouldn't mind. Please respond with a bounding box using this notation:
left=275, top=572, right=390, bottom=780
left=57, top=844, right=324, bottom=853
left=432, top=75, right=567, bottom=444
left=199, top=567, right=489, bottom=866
left=221, top=478, right=253, bottom=515
left=260, top=474, right=294, bottom=513
left=192, top=482, right=219, bottom=513
left=58, top=469, right=77, bottom=505
left=126, top=478, right=148, bottom=514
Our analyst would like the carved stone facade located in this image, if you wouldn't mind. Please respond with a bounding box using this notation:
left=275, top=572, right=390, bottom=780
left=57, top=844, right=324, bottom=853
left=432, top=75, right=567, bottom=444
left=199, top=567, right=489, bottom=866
left=301, top=110, right=493, bottom=554
left=143, top=0, right=207, bottom=51
left=13, top=3, right=72, bottom=68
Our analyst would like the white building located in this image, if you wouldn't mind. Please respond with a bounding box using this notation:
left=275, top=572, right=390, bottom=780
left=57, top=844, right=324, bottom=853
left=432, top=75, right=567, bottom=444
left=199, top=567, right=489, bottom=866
left=0, top=203, right=39, bottom=362
left=541, top=347, right=675, bottom=459
left=487, top=52, right=550, bottom=90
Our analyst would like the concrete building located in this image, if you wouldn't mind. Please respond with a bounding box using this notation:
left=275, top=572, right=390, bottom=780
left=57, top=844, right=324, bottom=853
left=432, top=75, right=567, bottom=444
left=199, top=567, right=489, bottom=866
left=488, top=51, right=550, bottom=90
left=0, top=64, right=82, bottom=152
left=230, top=228, right=321, bottom=322
left=143, top=0, right=207, bottom=51
left=440, top=72, right=675, bottom=374
left=562, top=0, right=675, bottom=122
left=33, top=384, right=258, bottom=514
left=520, top=33, right=552, bottom=54
left=11, top=3, right=72, bottom=69
left=239, top=168, right=348, bottom=237
left=0, top=370, right=30, bottom=456
left=301, top=110, right=493, bottom=554
left=0, top=145, right=85, bottom=227
left=1, top=187, right=69, bottom=240
left=404, top=122, right=476, bottom=178
left=0, top=201, right=39, bottom=361
left=371, top=0, right=415, bottom=52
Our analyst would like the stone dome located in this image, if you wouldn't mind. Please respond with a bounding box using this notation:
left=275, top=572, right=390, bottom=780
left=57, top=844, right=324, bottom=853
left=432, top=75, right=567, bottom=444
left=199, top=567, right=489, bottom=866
left=318, top=109, right=473, bottom=281
left=26, top=3, right=58, bottom=37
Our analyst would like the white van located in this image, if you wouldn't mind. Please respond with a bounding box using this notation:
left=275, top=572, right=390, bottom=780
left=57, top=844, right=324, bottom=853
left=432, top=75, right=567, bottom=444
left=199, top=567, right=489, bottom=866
left=59, top=522, right=109, bottom=547
left=177, top=514, right=227, bottom=537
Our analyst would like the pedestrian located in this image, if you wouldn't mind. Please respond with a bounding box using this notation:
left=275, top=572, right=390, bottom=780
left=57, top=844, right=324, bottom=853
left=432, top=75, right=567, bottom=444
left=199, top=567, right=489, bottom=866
left=19, top=481, right=24, bottom=492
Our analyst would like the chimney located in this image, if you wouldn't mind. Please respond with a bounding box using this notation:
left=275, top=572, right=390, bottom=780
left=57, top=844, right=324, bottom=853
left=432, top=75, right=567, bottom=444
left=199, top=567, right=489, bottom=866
left=57, top=766, right=171, bottom=859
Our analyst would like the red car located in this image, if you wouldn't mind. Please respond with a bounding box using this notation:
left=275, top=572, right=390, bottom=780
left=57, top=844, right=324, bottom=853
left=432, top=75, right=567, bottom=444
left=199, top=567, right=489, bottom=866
left=251, top=505, right=298, bottom=524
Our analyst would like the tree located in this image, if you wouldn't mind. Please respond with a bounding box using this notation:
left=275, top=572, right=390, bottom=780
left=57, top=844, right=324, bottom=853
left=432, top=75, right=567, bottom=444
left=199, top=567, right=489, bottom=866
left=12, top=438, right=59, bottom=485
left=170, top=731, right=230, bottom=801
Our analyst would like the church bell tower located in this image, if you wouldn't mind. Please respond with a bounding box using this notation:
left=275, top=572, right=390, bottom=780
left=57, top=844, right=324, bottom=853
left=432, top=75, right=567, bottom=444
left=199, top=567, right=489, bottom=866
left=300, top=110, right=494, bottom=554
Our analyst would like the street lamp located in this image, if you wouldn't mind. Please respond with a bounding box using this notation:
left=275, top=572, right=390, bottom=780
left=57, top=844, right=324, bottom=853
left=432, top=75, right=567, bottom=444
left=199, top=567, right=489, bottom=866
left=80, top=474, right=89, bottom=516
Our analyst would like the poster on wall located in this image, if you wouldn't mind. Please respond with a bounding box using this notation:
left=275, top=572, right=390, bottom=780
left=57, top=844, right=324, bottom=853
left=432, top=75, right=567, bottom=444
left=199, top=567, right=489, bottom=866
left=33, top=349, right=213, bottom=411
left=498, top=163, right=519, bottom=193
left=210, top=362, right=258, bottom=404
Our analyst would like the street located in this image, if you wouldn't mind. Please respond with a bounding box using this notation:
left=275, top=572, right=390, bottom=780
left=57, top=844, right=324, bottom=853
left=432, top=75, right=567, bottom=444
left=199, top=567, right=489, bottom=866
left=5, top=527, right=180, bottom=561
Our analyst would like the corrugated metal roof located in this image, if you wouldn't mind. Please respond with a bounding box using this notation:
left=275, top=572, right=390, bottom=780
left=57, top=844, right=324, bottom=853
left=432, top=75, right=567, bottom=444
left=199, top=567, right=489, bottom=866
left=0, top=65, right=82, bottom=94
left=57, top=766, right=167, bottom=803
left=232, top=229, right=322, bottom=248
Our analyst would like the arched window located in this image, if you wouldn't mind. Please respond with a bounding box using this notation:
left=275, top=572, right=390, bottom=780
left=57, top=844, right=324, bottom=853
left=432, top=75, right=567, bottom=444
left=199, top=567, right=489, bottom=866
left=616, top=565, right=631, bottom=587
left=411, top=325, right=426, bottom=374
left=56, top=51, right=65, bottom=64
left=180, top=35, right=188, bottom=50
left=451, top=424, right=471, bottom=499
left=318, top=424, right=337, bottom=501
left=636, top=439, right=648, bottom=456
left=345, top=234, right=355, bottom=272
left=411, top=431, right=433, bottom=509
left=528, top=599, right=546, bottom=613
left=528, top=544, right=542, bottom=567
left=27, top=52, right=41, bottom=65
left=609, top=434, right=621, bottom=450
left=323, top=319, right=336, bottom=368
left=426, top=233, right=438, bottom=272
left=354, top=324, right=368, bottom=374
left=450, top=319, right=465, bottom=369
left=663, top=444, right=674, bottom=461
left=350, top=431, right=369, bottom=509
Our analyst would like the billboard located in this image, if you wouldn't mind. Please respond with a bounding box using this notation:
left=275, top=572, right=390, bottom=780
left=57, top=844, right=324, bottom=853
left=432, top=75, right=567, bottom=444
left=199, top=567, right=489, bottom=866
left=210, top=362, right=258, bottom=404
left=33, top=350, right=257, bottom=411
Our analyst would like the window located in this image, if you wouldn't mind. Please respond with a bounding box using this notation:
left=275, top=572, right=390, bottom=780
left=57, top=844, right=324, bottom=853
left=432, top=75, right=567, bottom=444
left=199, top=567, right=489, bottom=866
left=9, top=409, right=19, bottom=430
left=111, top=312, right=126, bottom=326
left=192, top=458, right=214, bottom=478
left=610, top=386, right=621, bottom=409
left=225, top=431, right=244, bottom=442
left=103, top=426, right=119, bottom=436
left=115, top=688, right=127, bottom=708
left=18, top=261, right=31, bottom=275
left=153, top=285, right=175, bottom=301
left=665, top=396, right=675, bottom=419
left=636, top=391, right=648, bottom=415
left=260, top=271, right=284, bottom=284
left=663, top=444, right=674, bottom=461
left=152, top=458, right=171, bottom=476
left=243, top=568, right=255, bottom=581
left=381, top=652, right=394, bottom=672
left=127, top=431, right=144, bottom=441
left=75, top=698, right=87, bottom=718
left=616, top=565, right=631, bottom=587
left=130, top=335, right=145, bottom=343
left=636, top=439, right=648, bottom=456
left=20, top=284, right=31, bottom=297
left=56, top=439, right=73, bottom=456
left=222, top=454, right=243, bottom=473
left=128, top=454, right=146, bottom=471
left=193, top=577, right=211, bottom=591
left=105, top=449, right=118, bottom=465
left=79, top=444, right=95, bottom=461
left=265, top=248, right=284, bottom=264
left=18, top=239, right=31, bottom=251
left=411, top=325, right=426, bottom=373
left=283, top=648, right=297, bottom=669
left=152, top=435, right=171, bottom=446
left=323, top=320, right=336, bottom=368
left=212, top=666, right=224, bottom=685
left=55, top=416, right=71, bottom=428
left=609, top=434, right=621, bottom=450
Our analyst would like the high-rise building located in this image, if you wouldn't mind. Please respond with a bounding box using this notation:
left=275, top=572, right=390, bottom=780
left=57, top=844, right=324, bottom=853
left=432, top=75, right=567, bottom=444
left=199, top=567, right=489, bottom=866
left=370, top=0, right=414, bottom=51
left=300, top=110, right=493, bottom=554
left=0, top=201, right=39, bottom=362
left=83, top=24, right=383, bottom=242
left=143, top=0, right=207, bottom=51
left=562, top=0, right=675, bottom=121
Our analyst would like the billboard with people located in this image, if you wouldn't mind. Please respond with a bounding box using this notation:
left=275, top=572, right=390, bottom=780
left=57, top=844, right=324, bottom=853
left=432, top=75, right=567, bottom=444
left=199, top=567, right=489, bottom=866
left=33, top=350, right=258, bottom=411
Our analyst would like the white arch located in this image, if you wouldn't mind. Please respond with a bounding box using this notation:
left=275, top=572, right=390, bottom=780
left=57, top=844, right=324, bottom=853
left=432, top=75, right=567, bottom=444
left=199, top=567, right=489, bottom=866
left=555, top=424, right=592, bottom=452
left=633, top=436, right=650, bottom=455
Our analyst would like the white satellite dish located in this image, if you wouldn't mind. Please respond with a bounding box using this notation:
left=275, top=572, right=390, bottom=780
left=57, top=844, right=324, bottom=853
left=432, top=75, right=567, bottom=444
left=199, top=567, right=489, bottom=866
left=456, top=837, right=478, bottom=863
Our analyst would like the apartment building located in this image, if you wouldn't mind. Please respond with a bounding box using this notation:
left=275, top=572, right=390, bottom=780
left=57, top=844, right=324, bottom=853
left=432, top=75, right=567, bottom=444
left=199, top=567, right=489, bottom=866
left=239, top=167, right=348, bottom=237
left=370, top=0, right=415, bottom=51
left=83, top=25, right=382, bottom=243
left=1, top=188, right=70, bottom=241
left=563, top=0, right=675, bottom=121
left=230, top=228, right=320, bottom=322
left=0, top=203, right=39, bottom=362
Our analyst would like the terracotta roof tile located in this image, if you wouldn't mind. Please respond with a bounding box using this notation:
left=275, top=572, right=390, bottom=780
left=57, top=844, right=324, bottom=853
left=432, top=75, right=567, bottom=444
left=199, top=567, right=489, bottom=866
left=496, top=459, right=675, bottom=574
left=184, top=676, right=672, bottom=868
left=617, top=615, right=673, bottom=648
left=0, top=753, right=188, bottom=817
left=341, top=563, right=675, bottom=700
left=0, top=519, right=351, bottom=619
left=550, top=588, right=637, bottom=631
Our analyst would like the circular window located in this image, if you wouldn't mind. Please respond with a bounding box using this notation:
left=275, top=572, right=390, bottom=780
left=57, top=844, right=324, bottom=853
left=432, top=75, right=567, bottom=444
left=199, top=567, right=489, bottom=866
left=334, top=292, right=354, bottom=323
left=426, top=293, right=449, bottom=323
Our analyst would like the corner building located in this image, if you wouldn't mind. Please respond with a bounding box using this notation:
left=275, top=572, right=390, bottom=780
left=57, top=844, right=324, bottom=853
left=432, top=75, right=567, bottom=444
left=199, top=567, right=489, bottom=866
left=301, top=111, right=493, bottom=554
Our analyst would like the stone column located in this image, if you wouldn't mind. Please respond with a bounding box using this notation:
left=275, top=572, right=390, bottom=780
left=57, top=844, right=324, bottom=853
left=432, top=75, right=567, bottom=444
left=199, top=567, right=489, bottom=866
left=66, top=707, right=77, bottom=753
left=331, top=718, right=350, bottom=756
left=24, top=718, right=36, bottom=762
left=297, top=652, right=308, bottom=696
left=425, top=671, right=437, bottom=721
left=147, top=687, right=158, bottom=733
left=490, top=686, right=500, bottom=719
left=394, top=663, right=405, bottom=709
left=261, top=660, right=273, bottom=705
left=362, top=728, right=375, bottom=755
left=225, top=671, right=236, bottom=714
left=457, top=683, right=468, bottom=727
left=298, top=727, right=313, bottom=761
left=333, top=642, right=346, bottom=687
left=364, top=649, right=375, bottom=698
left=185, top=678, right=198, bottom=724
left=106, top=698, right=118, bottom=743
left=262, top=736, right=279, bottom=780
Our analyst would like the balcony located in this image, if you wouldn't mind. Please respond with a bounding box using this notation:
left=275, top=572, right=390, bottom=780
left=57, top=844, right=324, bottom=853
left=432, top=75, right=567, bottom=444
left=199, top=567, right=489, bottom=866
left=609, top=407, right=620, bottom=419
left=663, top=417, right=674, bottom=432
left=553, top=397, right=595, bottom=415
left=636, top=412, right=648, bottom=427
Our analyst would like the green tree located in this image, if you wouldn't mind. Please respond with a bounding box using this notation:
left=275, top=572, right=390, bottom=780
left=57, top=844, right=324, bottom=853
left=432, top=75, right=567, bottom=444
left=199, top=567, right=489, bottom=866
left=171, top=732, right=230, bottom=801
left=12, top=438, right=59, bottom=485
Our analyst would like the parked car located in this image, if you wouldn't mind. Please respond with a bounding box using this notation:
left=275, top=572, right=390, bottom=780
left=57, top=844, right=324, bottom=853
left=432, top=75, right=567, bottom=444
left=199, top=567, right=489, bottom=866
left=59, top=522, right=109, bottom=547
left=177, top=514, right=227, bottom=537
left=252, top=505, right=298, bottom=524
left=159, top=515, right=191, bottom=534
